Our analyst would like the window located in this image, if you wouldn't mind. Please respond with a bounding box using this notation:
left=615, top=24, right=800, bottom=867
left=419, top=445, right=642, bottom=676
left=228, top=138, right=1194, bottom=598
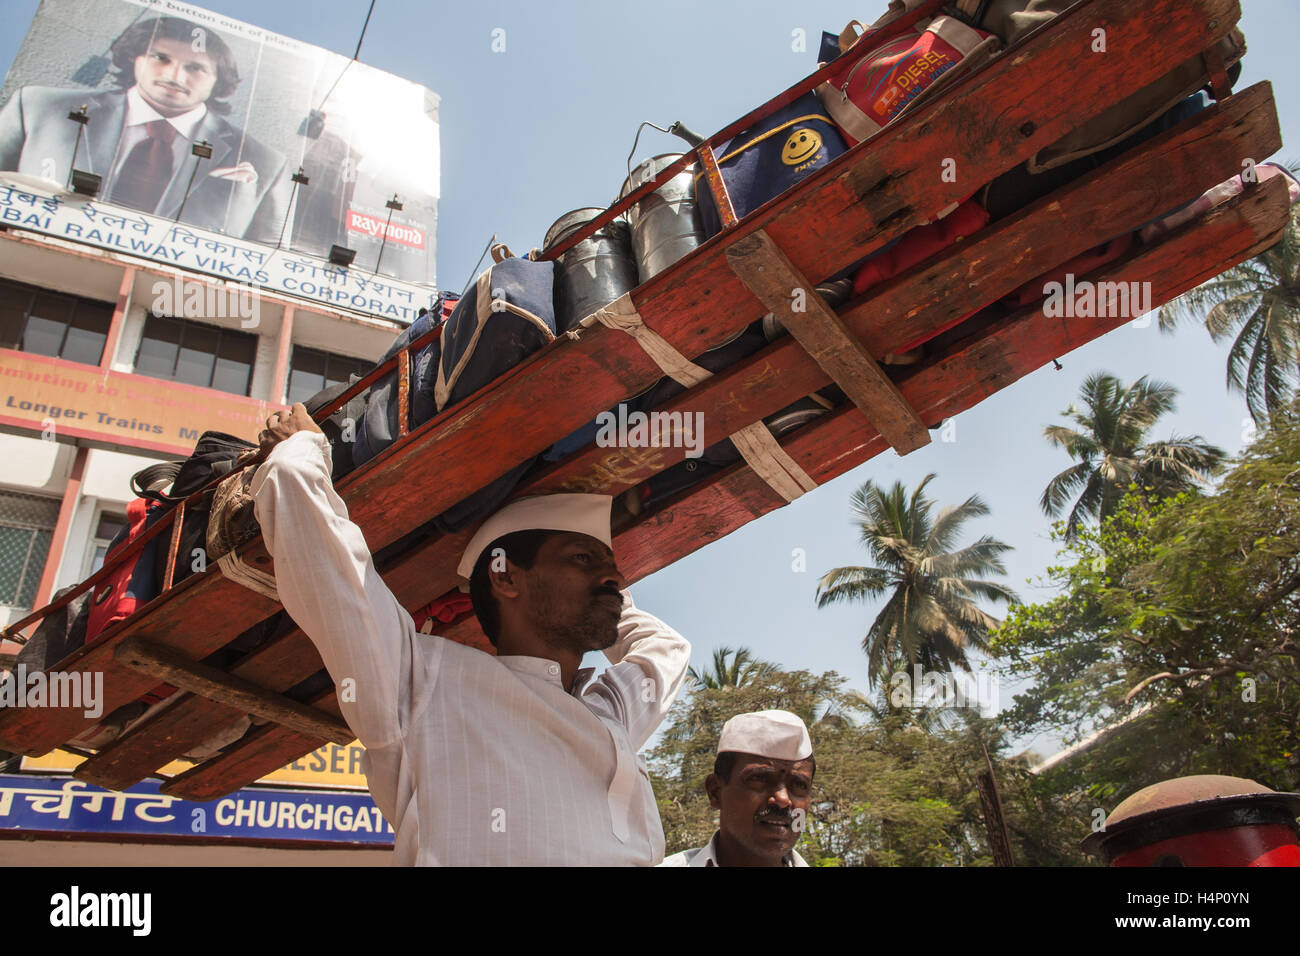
left=87, top=511, right=128, bottom=578
left=0, top=278, right=112, bottom=366
left=134, top=313, right=257, bottom=396
left=0, top=491, right=60, bottom=611
left=286, top=346, right=371, bottom=405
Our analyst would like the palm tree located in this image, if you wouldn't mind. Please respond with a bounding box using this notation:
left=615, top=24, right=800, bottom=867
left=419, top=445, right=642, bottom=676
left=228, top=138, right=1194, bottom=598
left=1040, top=372, right=1224, bottom=539
left=1157, top=177, right=1300, bottom=425
left=687, top=646, right=777, bottom=689
left=815, top=475, right=1018, bottom=689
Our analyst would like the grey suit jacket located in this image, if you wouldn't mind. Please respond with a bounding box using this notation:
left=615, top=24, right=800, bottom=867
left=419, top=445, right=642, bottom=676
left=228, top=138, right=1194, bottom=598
left=0, top=85, right=292, bottom=244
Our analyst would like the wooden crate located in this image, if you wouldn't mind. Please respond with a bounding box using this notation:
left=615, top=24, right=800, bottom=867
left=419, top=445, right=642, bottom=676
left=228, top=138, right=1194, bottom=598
left=1, top=0, right=1290, bottom=801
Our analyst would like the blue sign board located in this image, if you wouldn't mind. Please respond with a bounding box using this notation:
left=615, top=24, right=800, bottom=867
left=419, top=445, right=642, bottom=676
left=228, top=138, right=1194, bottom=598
left=0, top=774, right=394, bottom=846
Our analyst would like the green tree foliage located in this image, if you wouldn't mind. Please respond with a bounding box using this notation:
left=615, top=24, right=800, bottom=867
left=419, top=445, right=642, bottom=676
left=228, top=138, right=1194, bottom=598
left=1158, top=195, right=1300, bottom=426
left=1040, top=373, right=1224, bottom=540
left=815, top=474, right=1018, bottom=688
left=686, top=645, right=777, bottom=689
left=649, top=669, right=1090, bottom=866
left=995, top=398, right=1300, bottom=810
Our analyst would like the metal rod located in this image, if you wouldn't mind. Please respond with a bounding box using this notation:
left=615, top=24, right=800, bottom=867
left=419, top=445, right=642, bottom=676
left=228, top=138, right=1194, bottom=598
left=374, top=204, right=396, bottom=275
left=173, top=157, right=202, bottom=223
left=66, top=124, right=86, bottom=190
left=276, top=179, right=303, bottom=250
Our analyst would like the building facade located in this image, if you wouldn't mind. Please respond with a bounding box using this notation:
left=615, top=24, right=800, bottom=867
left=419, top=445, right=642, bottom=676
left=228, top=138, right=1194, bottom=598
left=0, top=221, right=411, bottom=635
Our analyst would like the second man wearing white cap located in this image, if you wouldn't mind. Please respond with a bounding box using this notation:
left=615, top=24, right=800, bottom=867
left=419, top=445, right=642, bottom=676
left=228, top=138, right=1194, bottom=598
left=660, top=709, right=814, bottom=867
left=252, top=404, right=690, bottom=866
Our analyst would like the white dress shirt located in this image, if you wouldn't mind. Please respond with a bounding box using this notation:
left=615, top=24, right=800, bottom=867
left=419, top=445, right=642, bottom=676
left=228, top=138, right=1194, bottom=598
left=107, top=87, right=207, bottom=206
left=659, top=830, right=810, bottom=867
left=251, top=431, right=691, bottom=866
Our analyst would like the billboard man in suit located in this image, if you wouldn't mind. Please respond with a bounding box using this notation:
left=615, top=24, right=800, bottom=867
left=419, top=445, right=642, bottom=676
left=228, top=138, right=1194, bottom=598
left=0, top=15, right=291, bottom=244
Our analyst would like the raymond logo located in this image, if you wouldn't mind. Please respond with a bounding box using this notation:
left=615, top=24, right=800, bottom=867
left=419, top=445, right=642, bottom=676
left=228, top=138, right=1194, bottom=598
left=346, top=209, right=426, bottom=250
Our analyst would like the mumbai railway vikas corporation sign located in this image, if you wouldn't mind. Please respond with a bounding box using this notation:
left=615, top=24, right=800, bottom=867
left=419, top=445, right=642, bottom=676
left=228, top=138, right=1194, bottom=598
left=0, top=179, right=434, bottom=323
left=0, top=348, right=275, bottom=456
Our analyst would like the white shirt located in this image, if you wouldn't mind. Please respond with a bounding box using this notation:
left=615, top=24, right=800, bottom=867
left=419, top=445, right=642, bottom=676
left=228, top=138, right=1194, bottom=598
left=251, top=431, right=691, bottom=866
left=107, top=86, right=207, bottom=204
left=659, top=830, right=810, bottom=867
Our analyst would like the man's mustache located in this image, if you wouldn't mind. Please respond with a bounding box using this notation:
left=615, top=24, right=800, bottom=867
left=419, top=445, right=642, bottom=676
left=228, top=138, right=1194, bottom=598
left=755, top=807, right=793, bottom=825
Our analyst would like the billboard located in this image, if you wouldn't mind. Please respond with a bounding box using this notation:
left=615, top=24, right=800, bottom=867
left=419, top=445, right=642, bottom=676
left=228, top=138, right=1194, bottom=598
left=0, top=0, right=439, bottom=287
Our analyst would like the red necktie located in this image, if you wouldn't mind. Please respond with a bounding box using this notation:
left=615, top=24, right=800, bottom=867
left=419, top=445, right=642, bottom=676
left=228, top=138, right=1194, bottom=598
left=110, top=119, right=178, bottom=212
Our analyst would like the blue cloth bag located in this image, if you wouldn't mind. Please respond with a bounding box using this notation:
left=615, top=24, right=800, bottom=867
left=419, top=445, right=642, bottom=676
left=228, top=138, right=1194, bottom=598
left=696, top=91, right=847, bottom=237
left=352, top=293, right=454, bottom=467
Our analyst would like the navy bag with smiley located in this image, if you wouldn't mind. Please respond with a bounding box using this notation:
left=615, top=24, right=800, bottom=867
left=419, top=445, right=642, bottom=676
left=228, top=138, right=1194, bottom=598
left=696, top=91, right=847, bottom=238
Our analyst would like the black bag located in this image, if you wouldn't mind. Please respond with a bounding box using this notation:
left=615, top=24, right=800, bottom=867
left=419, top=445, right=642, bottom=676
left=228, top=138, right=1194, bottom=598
left=143, top=432, right=257, bottom=590
left=14, top=585, right=90, bottom=672
left=303, top=374, right=368, bottom=480
left=411, top=260, right=555, bottom=531
left=431, top=257, right=557, bottom=413
left=352, top=299, right=450, bottom=468
left=978, top=91, right=1213, bottom=222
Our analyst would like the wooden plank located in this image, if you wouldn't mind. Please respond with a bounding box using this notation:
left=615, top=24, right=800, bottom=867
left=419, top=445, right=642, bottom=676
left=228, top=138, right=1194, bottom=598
left=308, top=81, right=1281, bottom=619
left=0, top=0, right=1247, bottom=756
left=160, top=688, right=344, bottom=802
left=42, top=82, right=1280, bottom=777
left=697, top=142, right=739, bottom=231
left=615, top=180, right=1292, bottom=582
left=727, top=228, right=930, bottom=453
left=73, top=530, right=476, bottom=791
left=334, top=0, right=1240, bottom=552
left=158, top=179, right=1293, bottom=800
left=114, top=637, right=354, bottom=745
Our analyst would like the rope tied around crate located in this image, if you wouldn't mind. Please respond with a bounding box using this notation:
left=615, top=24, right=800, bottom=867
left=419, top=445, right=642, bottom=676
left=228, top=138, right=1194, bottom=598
left=216, top=550, right=280, bottom=602
left=585, top=292, right=712, bottom=388
left=729, top=421, right=818, bottom=503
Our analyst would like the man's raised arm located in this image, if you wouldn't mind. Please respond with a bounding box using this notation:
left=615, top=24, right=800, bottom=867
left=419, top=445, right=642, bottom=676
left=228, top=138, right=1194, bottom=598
left=249, top=405, right=436, bottom=751
left=584, top=590, right=690, bottom=750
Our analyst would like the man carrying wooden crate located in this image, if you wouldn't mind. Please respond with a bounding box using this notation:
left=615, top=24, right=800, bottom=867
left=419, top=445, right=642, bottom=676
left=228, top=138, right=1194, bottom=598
left=251, top=403, right=691, bottom=865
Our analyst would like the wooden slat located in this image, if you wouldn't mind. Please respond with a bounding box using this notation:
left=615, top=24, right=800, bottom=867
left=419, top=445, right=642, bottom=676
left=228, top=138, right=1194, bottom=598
left=1204, top=42, right=1232, bottom=102
left=615, top=181, right=1292, bottom=581
left=161, top=500, right=185, bottom=593
left=114, top=637, right=354, bottom=745
left=156, top=178, right=1294, bottom=799
left=160, top=688, right=344, bottom=802
left=57, top=82, right=1281, bottom=784
left=0, top=0, right=1247, bottom=756
left=74, top=529, right=477, bottom=791
left=727, top=229, right=930, bottom=453
left=697, top=142, right=739, bottom=231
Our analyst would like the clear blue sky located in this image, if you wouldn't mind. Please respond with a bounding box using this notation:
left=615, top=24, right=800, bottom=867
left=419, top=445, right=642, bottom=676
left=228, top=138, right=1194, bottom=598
left=3, top=0, right=1297, bottom=758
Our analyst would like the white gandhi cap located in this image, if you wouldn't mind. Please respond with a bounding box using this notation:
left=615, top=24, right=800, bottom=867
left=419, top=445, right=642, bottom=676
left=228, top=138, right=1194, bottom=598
left=457, top=493, right=614, bottom=581
left=717, top=709, right=813, bottom=762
